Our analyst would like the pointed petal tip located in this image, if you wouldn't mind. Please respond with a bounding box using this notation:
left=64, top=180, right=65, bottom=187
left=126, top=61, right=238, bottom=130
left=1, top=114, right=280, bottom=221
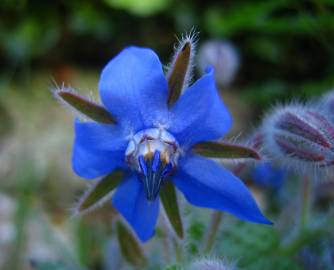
left=113, top=204, right=156, bottom=243
left=116, top=221, right=147, bottom=267
left=252, top=214, right=273, bottom=225
left=260, top=217, right=273, bottom=225
left=173, top=155, right=273, bottom=228
left=137, top=231, right=155, bottom=243
left=205, top=65, right=215, bottom=74
left=266, top=220, right=274, bottom=225
left=112, top=175, right=160, bottom=243
left=240, top=204, right=273, bottom=225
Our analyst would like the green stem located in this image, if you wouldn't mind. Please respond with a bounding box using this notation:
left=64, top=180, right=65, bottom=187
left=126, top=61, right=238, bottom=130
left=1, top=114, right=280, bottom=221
left=160, top=207, right=183, bottom=263
left=172, top=238, right=183, bottom=263
left=203, top=211, right=223, bottom=253
left=160, top=217, right=171, bottom=264
left=299, top=174, right=312, bottom=231
left=279, top=174, right=319, bottom=256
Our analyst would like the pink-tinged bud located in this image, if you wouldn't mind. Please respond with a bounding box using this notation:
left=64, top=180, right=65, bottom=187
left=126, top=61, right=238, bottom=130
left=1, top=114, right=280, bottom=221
left=262, top=105, right=334, bottom=170
left=248, top=131, right=264, bottom=150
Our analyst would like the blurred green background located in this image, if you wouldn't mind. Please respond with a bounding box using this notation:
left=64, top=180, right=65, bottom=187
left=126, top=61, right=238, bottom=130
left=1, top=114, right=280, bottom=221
left=0, top=0, right=334, bottom=269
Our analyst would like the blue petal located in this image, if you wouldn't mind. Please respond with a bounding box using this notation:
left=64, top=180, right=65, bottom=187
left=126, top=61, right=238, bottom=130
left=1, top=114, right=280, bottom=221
left=72, top=120, right=127, bottom=179
left=251, top=162, right=286, bottom=190
left=169, top=68, right=232, bottom=148
left=172, top=155, right=272, bottom=224
left=99, top=46, right=169, bottom=131
left=112, top=174, right=160, bottom=242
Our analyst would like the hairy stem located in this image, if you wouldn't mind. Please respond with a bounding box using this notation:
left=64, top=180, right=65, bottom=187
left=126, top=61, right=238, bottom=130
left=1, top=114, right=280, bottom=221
left=172, top=240, right=181, bottom=263
left=161, top=217, right=171, bottom=263
left=299, top=174, right=312, bottom=231
left=279, top=174, right=318, bottom=256
left=203, top=211, right=224, bottom=253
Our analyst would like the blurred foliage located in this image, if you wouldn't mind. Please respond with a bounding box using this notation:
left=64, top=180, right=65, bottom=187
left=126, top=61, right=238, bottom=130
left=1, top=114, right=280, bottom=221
left=104, top=0, right=171, bottom=16
left=218, top=221, right=300, bottom=270
left=1, top=0, right=334, bottom=109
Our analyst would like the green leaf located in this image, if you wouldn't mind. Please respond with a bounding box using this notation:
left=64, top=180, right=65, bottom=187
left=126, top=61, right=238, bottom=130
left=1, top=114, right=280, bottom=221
left=192, top=141, right=261, bottom=160
left=57, top=90, right=115, bottom=123
left=167, top=41, right=191, bottom=107
left=77, top=170, right=123, bottom=214
left=116, top=221, right=146, bottom=267
left=160, top=181, right=184, bottom=238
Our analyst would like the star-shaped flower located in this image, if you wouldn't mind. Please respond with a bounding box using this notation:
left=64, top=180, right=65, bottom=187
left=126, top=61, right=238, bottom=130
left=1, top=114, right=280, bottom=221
left=56, top=38, right=271, bottom=242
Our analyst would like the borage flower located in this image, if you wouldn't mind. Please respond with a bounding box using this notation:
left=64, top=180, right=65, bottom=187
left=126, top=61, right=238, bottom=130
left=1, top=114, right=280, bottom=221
left=56, top=36, right=271, bottom=242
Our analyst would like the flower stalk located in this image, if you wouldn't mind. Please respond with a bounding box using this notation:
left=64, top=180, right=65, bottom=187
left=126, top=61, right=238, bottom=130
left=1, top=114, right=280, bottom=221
left=203, top=211, right=224, bottom=253
left=299, top=174, right=312, bottom=231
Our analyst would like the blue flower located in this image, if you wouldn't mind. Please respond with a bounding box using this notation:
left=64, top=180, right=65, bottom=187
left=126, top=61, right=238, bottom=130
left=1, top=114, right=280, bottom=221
left=72, top=46, right=271, bottom=242
left=251, top=162, right=286, bottom=190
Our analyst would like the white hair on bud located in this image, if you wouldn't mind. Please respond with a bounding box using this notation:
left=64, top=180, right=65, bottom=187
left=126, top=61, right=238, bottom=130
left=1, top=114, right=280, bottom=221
left=166, top=28, right=199, bottom=93
left=316, top=89, right=334, bottom=120
left=188, top=256, right=237, bottom=270
left=261, top=103, right=308, bottom=175
left=261, top=101, right=334, bottom=178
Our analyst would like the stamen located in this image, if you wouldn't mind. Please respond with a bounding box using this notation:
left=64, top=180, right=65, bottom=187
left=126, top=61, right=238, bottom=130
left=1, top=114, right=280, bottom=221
left=125, top=128, right=180, bottom=201
left=152, top=151, right=160, bottom=172
left=138, top=155, right=147, bottom=176
left=137, top=150, right=173, bottom=201
left=162, top=162, right=173, bottom=177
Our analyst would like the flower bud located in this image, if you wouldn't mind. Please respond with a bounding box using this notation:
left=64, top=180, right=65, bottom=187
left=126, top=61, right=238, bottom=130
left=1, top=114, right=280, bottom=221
left=247, top=131, right=264, bottom=150
left=197, top=40, right=240, bottom=87
left=320, top=90, right=334, bottom=120
left=262, top=104, right=334, bottom=170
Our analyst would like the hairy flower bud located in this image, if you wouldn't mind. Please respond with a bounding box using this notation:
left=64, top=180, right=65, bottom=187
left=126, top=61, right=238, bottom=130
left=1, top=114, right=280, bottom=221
left=197, top=40, right=240, bottom=87
left=321, top=90, right=334, bottom=120
left=262, top=104, right=334, bottom=170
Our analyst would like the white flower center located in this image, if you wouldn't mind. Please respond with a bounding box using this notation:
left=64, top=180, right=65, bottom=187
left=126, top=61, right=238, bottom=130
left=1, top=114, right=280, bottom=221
left=125, top=128, right=180, bottom=200
left=125, top=128, right=180, bottom=170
